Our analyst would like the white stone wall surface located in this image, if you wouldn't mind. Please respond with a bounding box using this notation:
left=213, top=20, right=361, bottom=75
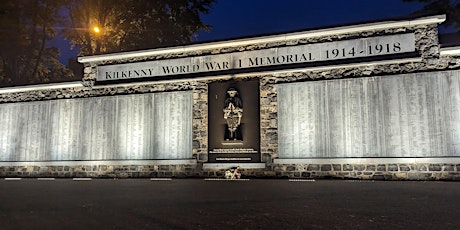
left=0, top=91, right=192, bottom=161
left=278, top=70, right=460, bottom=158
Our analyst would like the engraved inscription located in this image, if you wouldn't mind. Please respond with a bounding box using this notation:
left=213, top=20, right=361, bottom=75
left=97, top=33, right=416, bottom=81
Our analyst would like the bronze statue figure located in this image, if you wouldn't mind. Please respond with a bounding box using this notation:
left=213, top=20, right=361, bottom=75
left=223, top=88, right=243, bottom=140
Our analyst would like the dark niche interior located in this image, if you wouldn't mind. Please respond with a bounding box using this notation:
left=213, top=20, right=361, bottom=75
left=207, top=79, right=260, bottom=163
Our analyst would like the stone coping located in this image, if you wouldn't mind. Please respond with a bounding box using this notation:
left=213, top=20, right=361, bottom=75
left=274, top=157, right=460, bottom=164
left=440, top=46, right=460, bottom=56
left=0, top=159, right=197, bottom=167
left=78, top=15, right=445, bottom=64
left=203, top=163, right=266, bottom=169
left=0, top=81, right=83, bottom=94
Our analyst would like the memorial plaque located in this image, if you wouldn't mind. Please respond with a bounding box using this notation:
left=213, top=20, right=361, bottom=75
left=154, top=91, right=192, bottom=159
left=448, top=71, right=460, bottom=156
left=0, top=104, right=15, bottom=161
left=116, top=96, right=129, bottom=159
left=0, top=91, right=192, bottom=162
left=278, top=70, right=460, bottom=158
left=127, top=95, right=141, bottom=159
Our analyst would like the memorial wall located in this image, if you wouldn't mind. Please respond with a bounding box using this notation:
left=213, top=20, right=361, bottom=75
left=278, top=70, right=460, bottom=158
left=1, top=15, right=460, bottom=180
left=0, top=91, right=192, bottom=161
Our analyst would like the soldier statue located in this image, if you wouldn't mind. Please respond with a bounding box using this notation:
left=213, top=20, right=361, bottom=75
left=223, top=88, right=243, bottom=140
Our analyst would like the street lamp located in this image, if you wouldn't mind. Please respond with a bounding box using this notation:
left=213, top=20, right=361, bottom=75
left=92, top=26, right=101, bottom=34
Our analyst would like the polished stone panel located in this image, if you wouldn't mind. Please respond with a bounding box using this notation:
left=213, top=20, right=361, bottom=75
left=0, top=91, right=192, bottom=161
left=153, top=91, right=192, bottom=159
left=278, top=70, right=460, bottom=158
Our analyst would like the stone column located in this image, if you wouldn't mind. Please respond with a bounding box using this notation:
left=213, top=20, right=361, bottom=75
left=82, top=63, right=97, bottom=88
left=192, top=82, right=208, bottom=162
left=413, top=24, right=444, bottom=70
left=260, top=76, right=278, bottom=164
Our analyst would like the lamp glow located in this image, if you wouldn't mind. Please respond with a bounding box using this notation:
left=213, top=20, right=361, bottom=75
left=93, top=26, right=100, bottom=33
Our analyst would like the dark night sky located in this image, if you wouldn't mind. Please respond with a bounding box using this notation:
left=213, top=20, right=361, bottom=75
left=195, top=0, right=427, bottom=42
left=58, top=0, right=447, bottom=63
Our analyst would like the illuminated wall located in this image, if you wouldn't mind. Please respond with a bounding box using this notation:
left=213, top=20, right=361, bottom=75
left=278, top=70, right=460, bottom=158
left=0, top=91, right=192, bottom=161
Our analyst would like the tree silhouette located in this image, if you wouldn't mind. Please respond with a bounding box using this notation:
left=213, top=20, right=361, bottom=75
left=64, top=0, right=215, bottom=56
left=0, top=0, right=73, bottom=86
left=0, top=0, right=214, bottom=87
left=403, top=0, right=460, bottom=31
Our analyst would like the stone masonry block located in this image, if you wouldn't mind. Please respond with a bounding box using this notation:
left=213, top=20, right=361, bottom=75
left=286, top=166, right=296, bottom=171
left=159, top=165, right=170, bottom=171
left=366, top=165, right=376, bottom=171
left=354, top=165, right=365, bottom=171
left=307, top=164, right=319, bottom=171
left=416, top=164, right=427, bottom=171
left=388, top=164, right=398, bottom=171
left=343, top=164, right=353, bottom=171
left=399, top=164, right=410, bottom=171
left=429, top=164, right=442, bottom=171
left=442, top=164, right=455, bottom=171
left=321, top=165, right=332, bottom=171
left=332, top=164, right=341, bottom=171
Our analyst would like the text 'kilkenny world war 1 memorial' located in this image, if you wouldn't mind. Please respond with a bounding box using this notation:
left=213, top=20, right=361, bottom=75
left=1, top=15, right=460, bottom=180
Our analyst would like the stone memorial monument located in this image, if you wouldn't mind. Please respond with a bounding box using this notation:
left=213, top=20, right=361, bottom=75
left=0, top=15, right=460, bottom=180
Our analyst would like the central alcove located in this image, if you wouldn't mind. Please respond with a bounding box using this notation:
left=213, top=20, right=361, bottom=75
left=207, top=79, right=260, bottom=163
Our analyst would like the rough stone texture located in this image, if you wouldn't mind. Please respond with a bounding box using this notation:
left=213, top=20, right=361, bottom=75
left=268, top=162, right=460, bottom=181
left=321, top=165, right=332, bottom=171
left=192, top=82, right=208, bottom=162
left=0, top=163, right=200, bottom=178
left=259, top=77, right=278, bottom=163
left=332, top=164, right=342, bottom=171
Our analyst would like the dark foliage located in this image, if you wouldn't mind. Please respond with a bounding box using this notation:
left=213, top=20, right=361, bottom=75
left=403, top=0, right=460, bottom=31
left=0, top=0, right=73, bottom=86
left=0, top=0, right=215, bottom=86
left=64, top=0, right=215, bottom=55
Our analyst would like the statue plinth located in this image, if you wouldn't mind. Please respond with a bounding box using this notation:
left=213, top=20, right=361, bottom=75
left=208, top=148, right=259, bottom=163
left=222, top=140, right=244, bottom=146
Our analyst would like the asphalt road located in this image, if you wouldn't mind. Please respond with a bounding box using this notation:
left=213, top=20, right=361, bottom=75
left=0, top=179, right=459, bottom=230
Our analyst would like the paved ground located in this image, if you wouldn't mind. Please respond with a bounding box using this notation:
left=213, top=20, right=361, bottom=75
left=0, top=179, right=459, bottom=230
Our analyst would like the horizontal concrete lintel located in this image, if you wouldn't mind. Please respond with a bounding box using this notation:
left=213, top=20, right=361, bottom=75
left=0, top=159, right=197, bottom=167
left=440, top=46, right=460, bottom=56
left=4, top=178, right=22, bottom=180
left=274, top=157, right=460, bottom=164
left=0, top=81, right=84, bottom=94
left=203, top=163, right=266, bottom=169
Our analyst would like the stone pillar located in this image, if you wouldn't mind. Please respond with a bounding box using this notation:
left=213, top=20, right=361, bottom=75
left=414, top=24, right=442, bottom=69
left=260, top=76, right=278, bottom=163
left=82, top=63, right=96, bottom=88
left=192, top=82, right=208, bottom=162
